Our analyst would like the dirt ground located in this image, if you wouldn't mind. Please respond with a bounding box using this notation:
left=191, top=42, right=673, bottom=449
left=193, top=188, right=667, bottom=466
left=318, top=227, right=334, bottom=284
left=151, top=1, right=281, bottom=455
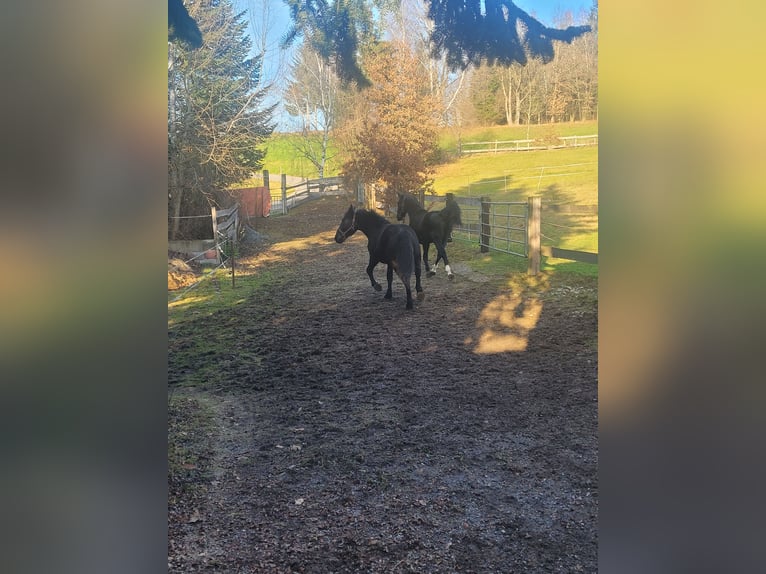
left=168, top=195, right=598, bottom=573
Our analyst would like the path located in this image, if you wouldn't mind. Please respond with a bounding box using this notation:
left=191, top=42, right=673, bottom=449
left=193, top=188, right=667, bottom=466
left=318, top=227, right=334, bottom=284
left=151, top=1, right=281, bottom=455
left=168, top=195, right=598, bottom=573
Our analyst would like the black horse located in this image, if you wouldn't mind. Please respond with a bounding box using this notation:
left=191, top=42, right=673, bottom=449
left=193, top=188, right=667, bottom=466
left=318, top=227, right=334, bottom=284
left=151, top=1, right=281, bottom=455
left=434, top=192, right=462, bottom=267
left=335, top=205, right=424, bottom=310
left=396, top=192, right=458, bottom=279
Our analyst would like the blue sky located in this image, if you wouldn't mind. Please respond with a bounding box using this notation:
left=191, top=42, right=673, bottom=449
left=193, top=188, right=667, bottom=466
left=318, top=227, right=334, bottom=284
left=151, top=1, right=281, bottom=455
left=512, top=1, right=592, bottom=27
left=233, top=0, right=593, bottom=130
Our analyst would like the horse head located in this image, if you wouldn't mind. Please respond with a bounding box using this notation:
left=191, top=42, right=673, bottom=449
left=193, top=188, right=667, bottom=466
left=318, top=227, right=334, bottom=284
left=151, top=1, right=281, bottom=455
left=444, top=193, right=462, bottom=226
left=396, top=192, right=412, bottom=222
left=335, top=204, right=358, bottom=243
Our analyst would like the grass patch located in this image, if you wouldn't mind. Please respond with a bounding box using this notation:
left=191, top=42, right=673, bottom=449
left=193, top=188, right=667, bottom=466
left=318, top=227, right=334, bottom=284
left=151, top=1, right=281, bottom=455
left=430, top=138, right=598, bottom=270
left=261, top=134, right=343, bottom=178
left=448, top=239, right=528, bottom=277
left=168, top=268, right=277, bottom=327
left=431, top=145, right=597, bottom=205
left=542, top=258, right=599, bottom=278
left=168, top=266, right=281, bottom=389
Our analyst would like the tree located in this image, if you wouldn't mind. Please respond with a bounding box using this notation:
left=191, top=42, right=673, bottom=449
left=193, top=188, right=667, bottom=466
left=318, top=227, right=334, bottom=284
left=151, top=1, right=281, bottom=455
left=282, top=0, right=396, bottom=87
left=283, top=44, right=342, bottom=180
left=388, top=0, right=467, bottom=126
left=469, top=65, right=505, bottom=125
left=168, top=0, right=202, bottom=48
left=168, top=0, right=275, bottom=239
left=284, top=0, right=590, bottom=85
left=341, top=41, right=440, bottom=208
left=462, top=2, right=598, bottom=127
left=428, top=0, right=589, bottom=69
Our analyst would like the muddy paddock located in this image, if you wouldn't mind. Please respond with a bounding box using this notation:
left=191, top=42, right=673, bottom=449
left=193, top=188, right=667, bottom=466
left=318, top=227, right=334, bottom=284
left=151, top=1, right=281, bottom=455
left=168, top=195, right=597, bottom=573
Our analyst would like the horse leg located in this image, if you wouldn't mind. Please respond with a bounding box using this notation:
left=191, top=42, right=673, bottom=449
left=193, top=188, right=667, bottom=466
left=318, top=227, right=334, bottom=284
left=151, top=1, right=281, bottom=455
left=414, top=245, right=425, bottom=301
left=384, top=264, right=394, bottom=300
left=434, top=240, right=454, bottom=279
left=395, top=264, right=414, bottom=309
left=402, top=272, right=414, bottom=309
left=423, top=242, right=435, bottom=277
left=367, top=258, right=382, bottom=291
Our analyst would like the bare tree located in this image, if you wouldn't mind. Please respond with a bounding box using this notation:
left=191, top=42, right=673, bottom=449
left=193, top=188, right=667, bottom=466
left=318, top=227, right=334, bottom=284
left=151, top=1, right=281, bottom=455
left=387, top=0, right=467, bottom=126
left=283, top=44, right=342, bottom=180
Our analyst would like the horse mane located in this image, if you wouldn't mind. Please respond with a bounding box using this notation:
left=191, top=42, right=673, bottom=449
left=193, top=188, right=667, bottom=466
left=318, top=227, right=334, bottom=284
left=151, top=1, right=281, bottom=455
left=440, top=200, right=462, bottom=225
left=355, top=208, right=391, bottom=226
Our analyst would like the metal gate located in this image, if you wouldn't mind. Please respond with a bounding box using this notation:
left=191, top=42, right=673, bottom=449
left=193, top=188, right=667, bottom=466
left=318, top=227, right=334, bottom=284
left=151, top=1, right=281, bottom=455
left=424, top=196, right=528, bottom=258
left=480, top=200, right=528, bottom=257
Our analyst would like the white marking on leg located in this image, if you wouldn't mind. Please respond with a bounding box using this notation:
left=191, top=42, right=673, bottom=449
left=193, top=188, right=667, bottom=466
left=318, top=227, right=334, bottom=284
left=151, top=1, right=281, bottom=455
left=445, top=264, right=452, bottom=275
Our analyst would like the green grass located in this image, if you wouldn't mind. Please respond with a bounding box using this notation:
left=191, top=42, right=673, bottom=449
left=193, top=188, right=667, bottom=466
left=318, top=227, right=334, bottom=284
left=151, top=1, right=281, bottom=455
left=168, top=268, right=277, bottom=326
left=432, top=138, right=598, bottom=273
left=168, top=267, right=281, bottom=388
left=260, top=134, right=343, bottom=179
left=431, top=144, right=597, bottom=204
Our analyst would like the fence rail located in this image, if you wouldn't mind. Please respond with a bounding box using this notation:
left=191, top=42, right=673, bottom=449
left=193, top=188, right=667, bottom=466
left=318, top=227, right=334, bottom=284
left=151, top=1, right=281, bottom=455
left=459, top=134, right=598, bottom=154
left=422, top=193, right=597, bottom=273
left=273, top=175, right=345, bottom=214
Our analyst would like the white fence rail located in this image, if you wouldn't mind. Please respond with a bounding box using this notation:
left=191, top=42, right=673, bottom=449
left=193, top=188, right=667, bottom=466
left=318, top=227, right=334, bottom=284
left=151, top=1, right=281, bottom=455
left=459, top=134, right=598, bottom=154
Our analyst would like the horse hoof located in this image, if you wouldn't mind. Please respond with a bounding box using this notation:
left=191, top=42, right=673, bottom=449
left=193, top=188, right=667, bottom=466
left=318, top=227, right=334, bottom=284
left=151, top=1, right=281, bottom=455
left=384, top=294, right=392, bottom=300
left=448, top=273, right=454, bottom=281
left=374, top=284, right=382, bottom=291
left=406, top=302, right=413, bottom=310
left=427, top=270, right=436, bottom=277
left=417, top=291, right=425, bottom=301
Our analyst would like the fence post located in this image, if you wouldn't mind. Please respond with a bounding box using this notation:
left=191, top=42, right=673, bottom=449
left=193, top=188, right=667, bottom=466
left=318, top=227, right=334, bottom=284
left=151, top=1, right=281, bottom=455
left=210, top=205, right=219, bottom=263
left=480, top=197, right=490, bottom=253
left=281, top=173, right=288, bottom=215
left=367, top=184, right=376, bottom=210
left=263, top=169, right=270, bottom=191
left=527, top=196, right=541, bottom=276
left=231, top=207, right=238, bottom=287
left=357, top=182, right=364, bottom=205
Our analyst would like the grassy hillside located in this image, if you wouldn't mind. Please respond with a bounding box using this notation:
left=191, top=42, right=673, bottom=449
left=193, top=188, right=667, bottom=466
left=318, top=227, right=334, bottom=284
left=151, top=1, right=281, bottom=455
left=261, top=120, right=598, bottom=180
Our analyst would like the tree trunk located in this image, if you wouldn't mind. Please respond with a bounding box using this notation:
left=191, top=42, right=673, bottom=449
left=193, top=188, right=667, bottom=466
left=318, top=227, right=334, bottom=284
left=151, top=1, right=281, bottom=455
left=170, top=162, right=184, bottom=240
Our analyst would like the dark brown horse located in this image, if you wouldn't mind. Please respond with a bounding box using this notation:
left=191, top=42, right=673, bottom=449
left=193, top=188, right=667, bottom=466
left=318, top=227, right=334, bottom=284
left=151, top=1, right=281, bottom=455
left=335, top=205, right=424, bottom=310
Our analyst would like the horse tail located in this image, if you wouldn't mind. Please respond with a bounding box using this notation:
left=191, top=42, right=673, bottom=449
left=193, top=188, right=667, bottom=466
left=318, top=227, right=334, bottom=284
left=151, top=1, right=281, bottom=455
left=397, top=232, right=416, bottom=278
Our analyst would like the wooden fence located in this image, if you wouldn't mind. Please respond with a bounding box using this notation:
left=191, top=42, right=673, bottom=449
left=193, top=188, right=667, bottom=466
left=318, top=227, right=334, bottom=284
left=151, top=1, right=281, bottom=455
left=274, top=174, right=345, bottom=215
left=459, top=134, right=598, bottom=155
left=211, top=203, right=239, bottom=286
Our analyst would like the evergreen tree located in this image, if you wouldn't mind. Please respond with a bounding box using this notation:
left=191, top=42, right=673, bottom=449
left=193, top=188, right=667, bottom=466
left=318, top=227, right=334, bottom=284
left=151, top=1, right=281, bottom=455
left=168, top=0, right=275, bottom=239
left=283, top=0, right=590, bottom=85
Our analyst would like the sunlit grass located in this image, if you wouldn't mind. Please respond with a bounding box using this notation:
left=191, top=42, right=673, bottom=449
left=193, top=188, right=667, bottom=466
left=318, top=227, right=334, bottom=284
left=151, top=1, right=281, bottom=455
left=261, top=134, right=343, bottom=178
left=432, top=145, right=597, bottom=205
left=168, top=268, right=276, bottom=327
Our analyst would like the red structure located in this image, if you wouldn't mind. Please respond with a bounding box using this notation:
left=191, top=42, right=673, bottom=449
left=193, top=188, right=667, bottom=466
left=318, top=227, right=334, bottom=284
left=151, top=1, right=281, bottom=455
left=238, top=186, right=271, bottom=217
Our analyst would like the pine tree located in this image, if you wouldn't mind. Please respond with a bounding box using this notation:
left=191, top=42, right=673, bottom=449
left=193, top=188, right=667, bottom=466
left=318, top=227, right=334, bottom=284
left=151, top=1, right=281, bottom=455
left=168, top=0, right=275, bottom=239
